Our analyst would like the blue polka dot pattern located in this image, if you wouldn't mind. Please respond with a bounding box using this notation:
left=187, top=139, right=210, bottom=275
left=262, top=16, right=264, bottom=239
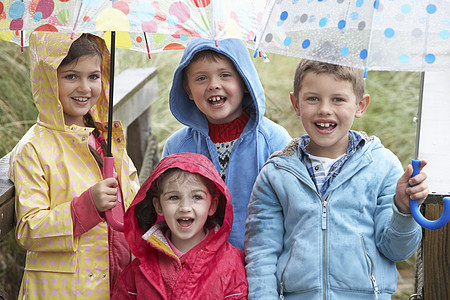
left=258, top=0, right=450, bottom=71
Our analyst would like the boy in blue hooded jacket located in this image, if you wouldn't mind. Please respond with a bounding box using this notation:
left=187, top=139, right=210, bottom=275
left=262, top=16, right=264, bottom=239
left=244, top=59, right=428, bottom=299
left=162, top=38, right=291, bottom=250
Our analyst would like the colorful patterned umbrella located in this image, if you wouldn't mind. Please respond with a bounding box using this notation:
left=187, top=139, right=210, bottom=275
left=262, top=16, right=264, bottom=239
left=256, top=0, right=450, bottom=72
left=1, top=0, right=265, bottom=55
left=1, top=0, right=267, bottom=231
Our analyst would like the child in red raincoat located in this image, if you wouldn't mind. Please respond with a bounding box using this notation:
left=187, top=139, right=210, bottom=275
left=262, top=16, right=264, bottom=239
left=112, top=152, right=248, bottom=299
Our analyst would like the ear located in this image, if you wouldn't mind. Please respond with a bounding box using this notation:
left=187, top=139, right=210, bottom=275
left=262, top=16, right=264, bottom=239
left=355, top=94, right=370, bottom=118
left=208, top=196, right=219, bottom=217
left=152, top=197, right=164, bottom=216
left=290, top=92, right=301, bottom=116
left=183, top=79, right=194, bottom=100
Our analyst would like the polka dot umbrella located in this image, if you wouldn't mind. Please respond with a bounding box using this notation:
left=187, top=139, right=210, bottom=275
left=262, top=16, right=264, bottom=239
left=256, top=0, right=450, bottom=229
left=256, top=0, right=450, bottom=72
left=0, top=0, right=265, bottom=56
left=1, top=0, right=267, bottom=231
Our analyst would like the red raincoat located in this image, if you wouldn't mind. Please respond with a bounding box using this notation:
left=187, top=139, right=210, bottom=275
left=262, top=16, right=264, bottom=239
left=112, top=153, right=248, bottom=299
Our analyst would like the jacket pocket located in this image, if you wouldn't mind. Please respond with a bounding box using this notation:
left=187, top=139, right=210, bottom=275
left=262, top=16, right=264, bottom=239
left=361, top=235, right=379, bottom=299
left=328, top=234, right=375, bottom=293
left=25, top=250, right=77, bottom=273
left=276, top=239, right=321, bottom=295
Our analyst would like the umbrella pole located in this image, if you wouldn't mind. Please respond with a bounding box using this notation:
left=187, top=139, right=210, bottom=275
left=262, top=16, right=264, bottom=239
left=103, top=31, right=124, bottom=231
left=107, top=31, right=115, bottom=157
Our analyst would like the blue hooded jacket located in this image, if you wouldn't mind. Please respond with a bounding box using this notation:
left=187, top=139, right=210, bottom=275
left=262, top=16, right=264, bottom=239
left=162, top=38, right=291, bottom=250
left=244, top=135, right=422, bottom=299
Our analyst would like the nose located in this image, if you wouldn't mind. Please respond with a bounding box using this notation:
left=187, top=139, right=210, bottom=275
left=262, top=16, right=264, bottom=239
left=77, top=78, right=90, bottom=93
left=318, top=100, right=332, bottom=115
left=179, top=198, right=193, bottom=212
left=208, top=77, right=220, bottom=90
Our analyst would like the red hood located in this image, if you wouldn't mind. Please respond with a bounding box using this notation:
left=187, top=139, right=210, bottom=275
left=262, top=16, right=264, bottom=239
left=124, top=153, right=233, bottom=260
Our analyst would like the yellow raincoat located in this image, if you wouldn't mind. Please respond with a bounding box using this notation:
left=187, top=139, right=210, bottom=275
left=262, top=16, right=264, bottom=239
left=8, top=32, right=140, bottom=299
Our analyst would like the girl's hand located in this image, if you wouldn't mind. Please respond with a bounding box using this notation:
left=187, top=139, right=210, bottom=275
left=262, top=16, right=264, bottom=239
left=91, top=176, right=119, bottom=212
left=395, top=160, right=428, bottom=214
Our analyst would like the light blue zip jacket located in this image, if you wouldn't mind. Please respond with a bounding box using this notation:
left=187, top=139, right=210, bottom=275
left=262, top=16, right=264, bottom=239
left=162, top=38, right=291, bottom=250
left=244, top=135, right=422, bottom=299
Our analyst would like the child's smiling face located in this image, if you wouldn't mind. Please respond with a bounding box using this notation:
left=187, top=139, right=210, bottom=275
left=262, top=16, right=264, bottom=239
left=153, top=171, right=218, bottom=253
left=57, top=54, right=102, bottom=127
left=183, top=55, right=247, bottom=124
left=290, top=72, right=369, bottom=158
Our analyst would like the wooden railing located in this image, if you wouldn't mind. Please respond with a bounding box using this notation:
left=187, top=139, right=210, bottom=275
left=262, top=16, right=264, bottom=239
left=0, top=67, right=158, bottom=240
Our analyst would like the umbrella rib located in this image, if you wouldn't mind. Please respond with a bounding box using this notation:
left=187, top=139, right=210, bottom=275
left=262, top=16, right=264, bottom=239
left=365, top=0, right=379, bottom=74
left=254, top=0, right=278, bottom=55
left=71, top=1, right=83, bottom=38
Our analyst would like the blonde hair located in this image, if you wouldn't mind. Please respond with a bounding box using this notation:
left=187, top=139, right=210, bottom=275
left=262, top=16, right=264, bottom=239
left=293, top=59, right=365, bottom=100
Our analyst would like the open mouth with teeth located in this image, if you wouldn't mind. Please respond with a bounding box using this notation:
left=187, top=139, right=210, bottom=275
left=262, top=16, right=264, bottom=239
left=208, top=96, right=226, bottom=106
left=177, top=218, right=194, bottom=227
left=72, top=97, right=89, bottom=103
left=315, top=122, right=337, bottom=130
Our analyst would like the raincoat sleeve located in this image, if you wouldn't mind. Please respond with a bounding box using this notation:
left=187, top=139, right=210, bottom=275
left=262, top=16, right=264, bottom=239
left=223, top=250, right=249, bottom=299
left=374, top=153, right=422, bottom=262
left=71, top=188, right=104, bottom=236
left=244, top=164, right=284, bottom=299
left=12, top=143, right=77, bottom=252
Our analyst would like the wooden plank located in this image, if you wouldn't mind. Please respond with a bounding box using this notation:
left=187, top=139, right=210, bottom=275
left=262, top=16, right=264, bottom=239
left=0, top=153, right=14, bottom=240
left=113, top=67, right=158, bottom=128
left=423, top=203, right=450, bottom=300
left=113, top=67, right=158, bottom=173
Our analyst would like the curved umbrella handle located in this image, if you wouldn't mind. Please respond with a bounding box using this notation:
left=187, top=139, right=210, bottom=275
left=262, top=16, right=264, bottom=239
left=409, top=159, right=450, bottom=230
left=103, top=157, right=124, bottom=232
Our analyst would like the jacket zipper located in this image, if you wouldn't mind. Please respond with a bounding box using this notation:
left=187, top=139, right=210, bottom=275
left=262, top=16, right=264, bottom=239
left=279, top=240, right=296, bottom=300
left=361, top=236, right=379, bottom=300
left=274, top=164, right=331, bottom=300
left=322, top=194, right=330, bottom=300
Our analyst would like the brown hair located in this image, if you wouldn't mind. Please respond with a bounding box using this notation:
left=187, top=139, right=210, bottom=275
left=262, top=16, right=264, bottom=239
left=135, top=168, right=224, bottom=232
left=59, top=34, right=107, bottom=166
left=183, top=50, right=235, bottom=81
left=293, top=59, right=365, bottom=100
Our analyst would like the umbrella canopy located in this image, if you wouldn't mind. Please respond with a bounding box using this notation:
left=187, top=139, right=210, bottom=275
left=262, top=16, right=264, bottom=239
left=1, top=0, right=266, bottom=54
left=255, top=0, right=450, bottom=229
left=256, top=0, right=450, bottom=72
left=1, top=0, right=267, bottom=231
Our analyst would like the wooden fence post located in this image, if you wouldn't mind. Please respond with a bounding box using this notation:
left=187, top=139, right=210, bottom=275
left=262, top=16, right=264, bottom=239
left=422, top=196, right=450, bottom=300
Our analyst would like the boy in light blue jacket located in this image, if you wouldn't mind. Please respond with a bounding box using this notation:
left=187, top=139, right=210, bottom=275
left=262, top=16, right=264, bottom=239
left=162, top=38, right=291, bottom=250
left=244, top=59, right=428, bottom=299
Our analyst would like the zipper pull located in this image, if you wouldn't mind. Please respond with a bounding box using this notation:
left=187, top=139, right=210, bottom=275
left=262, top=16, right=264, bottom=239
left=370, top=274, right=379, bottom=300
left=322, top=200, right=327, bottom=230
left=279, top=281, right=285, bottom=300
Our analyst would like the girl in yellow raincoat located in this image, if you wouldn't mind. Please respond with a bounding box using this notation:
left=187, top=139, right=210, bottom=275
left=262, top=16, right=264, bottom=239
left=8, top=31, right=140, bottom=299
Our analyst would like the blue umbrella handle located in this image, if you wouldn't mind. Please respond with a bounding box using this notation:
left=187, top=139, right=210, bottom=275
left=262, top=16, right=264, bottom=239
left=103, top=157, right=124, bottom=232
left=409, top=159, right=450, bottom=230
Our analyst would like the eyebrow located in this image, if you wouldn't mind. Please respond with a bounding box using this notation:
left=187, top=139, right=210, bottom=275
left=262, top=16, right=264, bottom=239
left=163, top=189, right=207, bottom=196
left=59, top=69, right=101, bottom=74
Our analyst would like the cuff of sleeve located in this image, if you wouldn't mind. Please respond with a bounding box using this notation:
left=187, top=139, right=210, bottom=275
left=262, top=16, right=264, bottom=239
left=391, top=197, right=420, bottom=232
left=71, top=188, right=104, bottom=236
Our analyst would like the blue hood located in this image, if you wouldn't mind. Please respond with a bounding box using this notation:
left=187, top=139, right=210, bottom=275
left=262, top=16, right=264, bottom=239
left=169, top=38, right=264, bottom=135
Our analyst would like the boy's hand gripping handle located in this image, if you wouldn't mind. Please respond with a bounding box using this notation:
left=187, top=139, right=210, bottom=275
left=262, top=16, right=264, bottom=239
left=103, top=157, right=124, bottom=232
left=409, top=159, right=450, bottom=230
